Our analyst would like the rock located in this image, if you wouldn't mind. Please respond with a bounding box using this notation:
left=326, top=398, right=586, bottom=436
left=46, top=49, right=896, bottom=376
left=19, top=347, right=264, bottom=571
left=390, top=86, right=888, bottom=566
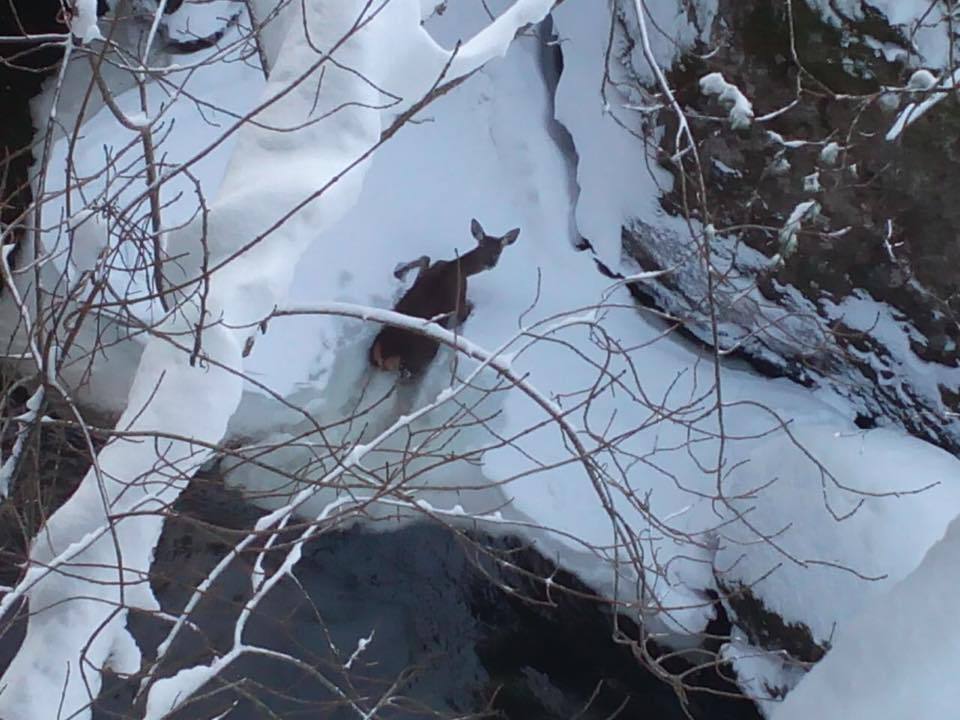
left=616, top=0, right=960, bottom=454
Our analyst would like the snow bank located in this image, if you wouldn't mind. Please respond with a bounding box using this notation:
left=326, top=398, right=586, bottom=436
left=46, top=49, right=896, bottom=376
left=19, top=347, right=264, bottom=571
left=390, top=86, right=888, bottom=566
left=147, top=0, right=556, bottom=715
left=221, top=0, right=845, bottom=644
left=551, top=0, right=715, bottom=265
left=1, top=3, right=279, bottom=715
left=31, top=14, right=262, bottom=416
left=6, top=0, right=555, bottom=712
left=773, top=512, right=960, bottom=719
left=0, top=327, right=242, bottom=720
left=716, top=424, right=960, bottom=648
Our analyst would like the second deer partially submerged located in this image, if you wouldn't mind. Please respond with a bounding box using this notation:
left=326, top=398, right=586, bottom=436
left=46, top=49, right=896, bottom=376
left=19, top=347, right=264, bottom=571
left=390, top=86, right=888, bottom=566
left=369, top=219, right=520, bottom=377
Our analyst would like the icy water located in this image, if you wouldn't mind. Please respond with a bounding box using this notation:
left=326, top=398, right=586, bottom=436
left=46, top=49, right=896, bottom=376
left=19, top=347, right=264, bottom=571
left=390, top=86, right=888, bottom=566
left=80, top=480, right=759, bottom=720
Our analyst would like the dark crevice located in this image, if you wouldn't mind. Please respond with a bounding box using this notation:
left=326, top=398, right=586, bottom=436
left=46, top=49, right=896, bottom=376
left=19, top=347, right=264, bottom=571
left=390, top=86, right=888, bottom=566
left=537, top=15, right=586, bottom=251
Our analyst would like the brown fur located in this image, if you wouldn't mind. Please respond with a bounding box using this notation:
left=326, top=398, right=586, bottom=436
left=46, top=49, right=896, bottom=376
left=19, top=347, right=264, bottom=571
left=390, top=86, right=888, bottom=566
left=369, top=219, right=519, bottom=377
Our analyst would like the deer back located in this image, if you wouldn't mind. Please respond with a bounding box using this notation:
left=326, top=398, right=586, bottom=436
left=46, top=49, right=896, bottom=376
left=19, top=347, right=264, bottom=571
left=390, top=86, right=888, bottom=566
left=369, top=219, right=520, bottom=376
left=368, top=260, right=467, bottom=375
left=393, top=259, right=468, bottom=322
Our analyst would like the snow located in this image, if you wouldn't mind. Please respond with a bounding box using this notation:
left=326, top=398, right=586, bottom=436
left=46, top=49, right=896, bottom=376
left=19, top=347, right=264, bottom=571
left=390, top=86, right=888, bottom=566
left=40, top=20, right=257, bottom=269
left=820, top=291, right=960, bottom=439
left=0, top=2, right=284, bottom=712
left=886, top=68, right=960, bottom=141
left=0, top=388, right=43, bottom=498
left=227, top=0, right=719, bottom=636
left=700, top=72, right=754, bottom=130
left=713, top=158, right=742, bottom=177
left=228, top=0, right=960, bottom=650
left=722, top=628, right=806, bottom=716
left=344, top=629, right=375, bottom=670
left=776, top=199, right=820, bottom=262
left=27, top=15, right=262, bottom=416
left=808, top=0, right=954, bottom=70
left=136, top=1, right=558, bottom=716
left=0, top=330, right=243, bottom=720
left=77, top=0, right=960, bottom=660
left=6, top=0, right=573, bottom=712
left=819, top=141, right=842, bottom=165
left=69, top=0, right=103, bottom=44
left=8, top=0, right=960, bottom=714
left=550, top=0, right=716, bottom=265
left=715, top=423, right=960, bottom=648
left=773, top=512, right=960, bottom=719
left=622, top=1, right=718, bottom=84
left=906, top=68, right=937, bottom=91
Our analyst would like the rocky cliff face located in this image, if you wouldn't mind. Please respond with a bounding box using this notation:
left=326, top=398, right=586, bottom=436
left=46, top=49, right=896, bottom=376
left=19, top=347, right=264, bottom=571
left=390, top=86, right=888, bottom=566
left=615, top=0, right=960, bottom=453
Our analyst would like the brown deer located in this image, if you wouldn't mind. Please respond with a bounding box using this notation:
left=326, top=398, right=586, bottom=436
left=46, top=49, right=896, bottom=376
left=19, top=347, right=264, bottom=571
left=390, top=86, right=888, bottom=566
left=369, top=218, right=520, bottom=377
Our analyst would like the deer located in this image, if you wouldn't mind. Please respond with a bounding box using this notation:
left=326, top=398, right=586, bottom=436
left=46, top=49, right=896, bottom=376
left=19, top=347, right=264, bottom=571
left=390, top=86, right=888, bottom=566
left=369, top=218, right=520, bottom=378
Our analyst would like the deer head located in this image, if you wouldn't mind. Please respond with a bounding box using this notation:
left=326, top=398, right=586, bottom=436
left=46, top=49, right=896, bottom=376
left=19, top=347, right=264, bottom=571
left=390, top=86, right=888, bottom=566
left=465, top=218, right=520, bottom=274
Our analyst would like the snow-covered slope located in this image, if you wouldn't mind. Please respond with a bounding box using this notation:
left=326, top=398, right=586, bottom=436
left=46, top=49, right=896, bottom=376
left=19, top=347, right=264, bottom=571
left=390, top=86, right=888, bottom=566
left=224, top=0, right=960, bottom=653
left=716, top=424, right=960, bottom=648
left=773, top=512, right=960, bottom=719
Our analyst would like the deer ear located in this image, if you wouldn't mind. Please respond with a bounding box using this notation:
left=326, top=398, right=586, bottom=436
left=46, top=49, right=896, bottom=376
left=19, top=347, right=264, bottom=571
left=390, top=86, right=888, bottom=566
left=470, top=218, right=484, bottom=241
left=501, top=228, right=520, bottom=246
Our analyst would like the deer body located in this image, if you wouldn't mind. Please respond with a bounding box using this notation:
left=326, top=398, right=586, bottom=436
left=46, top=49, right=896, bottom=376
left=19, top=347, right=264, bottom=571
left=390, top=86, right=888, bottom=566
left=369, top=219, right=520, bottom=377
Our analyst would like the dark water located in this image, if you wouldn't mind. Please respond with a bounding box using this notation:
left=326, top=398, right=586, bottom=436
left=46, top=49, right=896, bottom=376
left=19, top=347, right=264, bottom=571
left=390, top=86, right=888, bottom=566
left=0, top=429, right=761, bottom=720
left=81, top=480, right=760, bottom=720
